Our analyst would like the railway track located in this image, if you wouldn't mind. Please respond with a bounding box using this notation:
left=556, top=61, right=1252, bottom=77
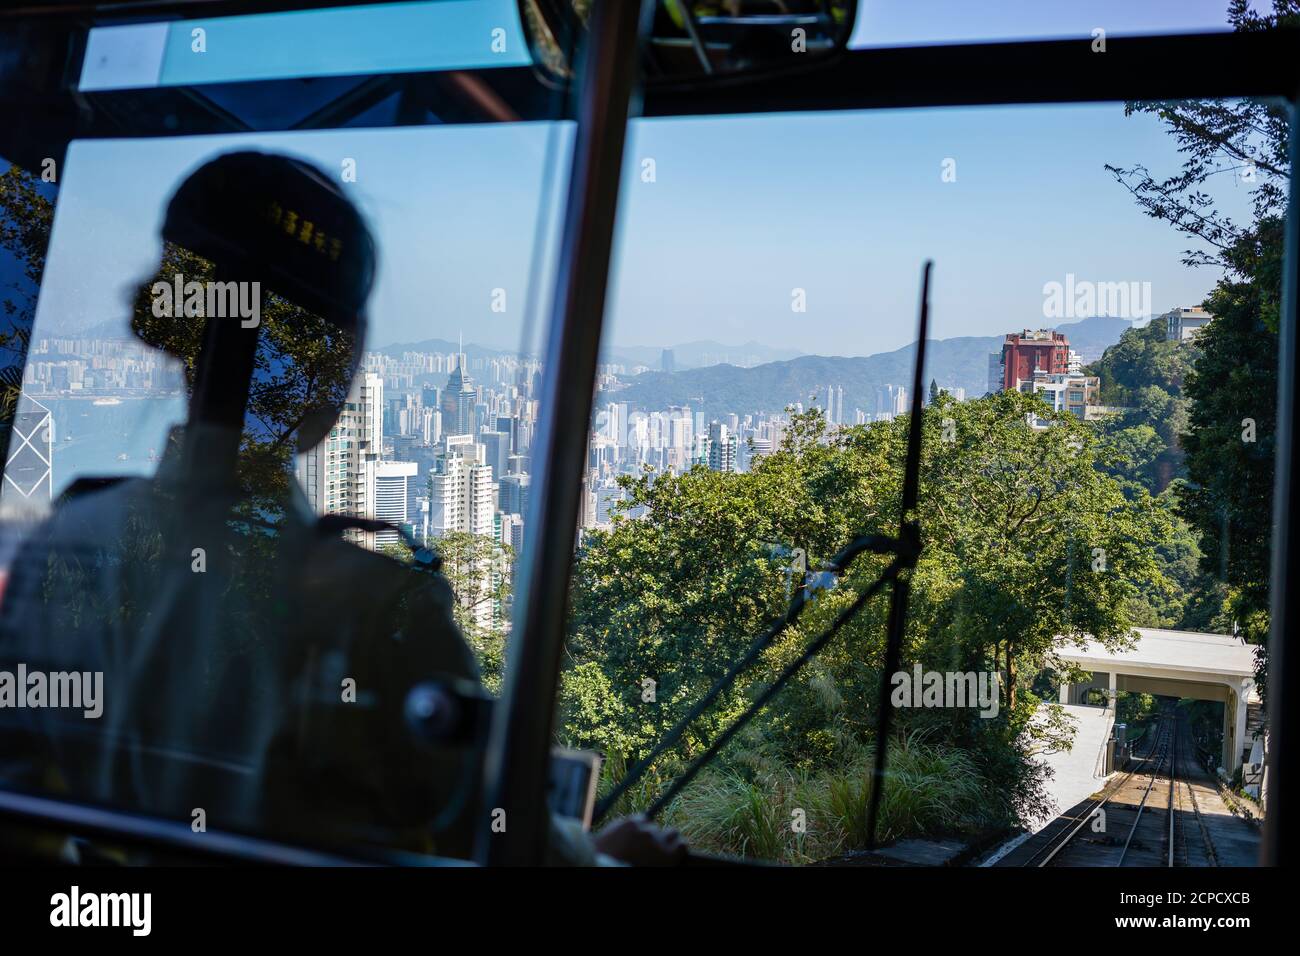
left=1021, top=705, right=1221, bottom=868
left=1168, top=708, right=1220, bottom=867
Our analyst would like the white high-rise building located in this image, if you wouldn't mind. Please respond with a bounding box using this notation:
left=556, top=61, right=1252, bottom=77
left=1163, top=305, right=1214, bottom=342
left=668, top=412, right=691, bottom=451
left=707, top=421, right=736, bottom=473
left=604, top=401, right=623, bottom=445
left=595, top=482, right=626, bottom=526
left=296, top=371, right=384, bottom=549
left=373, top=460, right=418, bottom=551
left=428, top=455, right=496, bottom=538
left=428, top=454, right=497, bottom=630
left=499, top=511, right=525, bottom=555
left=423, top=407, right=442, bottom=446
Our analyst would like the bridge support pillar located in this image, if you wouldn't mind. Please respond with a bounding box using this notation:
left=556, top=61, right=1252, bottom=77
left=1108, top=671, right=1117, bottom=712
left=1059, top=681, right=1069, bottom=704
left=1223, top=680, right=1251, bottom=776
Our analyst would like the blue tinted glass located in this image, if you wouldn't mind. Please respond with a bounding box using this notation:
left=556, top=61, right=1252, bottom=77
left=850, top=0, right=1239, bottom=48
left=80, top=0, right=530, bottom=91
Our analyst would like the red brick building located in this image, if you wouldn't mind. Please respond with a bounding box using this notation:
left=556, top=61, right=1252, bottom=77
left=1001, top=330, right=1070, bottom=391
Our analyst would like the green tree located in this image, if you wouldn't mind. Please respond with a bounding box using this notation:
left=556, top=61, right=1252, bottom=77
left=1086, top=319, right=1196, bottom=495
left=1105, top=1, right=1295, bottom=701
left=563, top=394, right=1176, bottom=825
left=1180, top=221, right=1283, bottom=689
left=421, top=528, right=512, bottom=689
left=915, top=392, right=1171, bottom=713
left=0, top=164, right=54, bottom=424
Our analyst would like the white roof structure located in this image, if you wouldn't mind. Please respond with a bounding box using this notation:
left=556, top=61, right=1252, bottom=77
left=1058, top=628, right=1256, bottom=680
left=1056, top=628, right=1261, bottom=773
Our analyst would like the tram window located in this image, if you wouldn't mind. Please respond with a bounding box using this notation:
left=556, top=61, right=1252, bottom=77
left=0, top=3, right=575, bottom=858
left=564, top=98, right=1282, bottom=866
left=79, top=0, right=531, bottom=91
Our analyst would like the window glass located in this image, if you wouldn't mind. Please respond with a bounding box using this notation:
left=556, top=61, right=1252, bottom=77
left=80, top=0, right=531, bottom=90
left=567, top=97, right=1282, bottom=866
left=0, top=1, right=573, bottom=860
left=850, top=0, right=1240, bottom=49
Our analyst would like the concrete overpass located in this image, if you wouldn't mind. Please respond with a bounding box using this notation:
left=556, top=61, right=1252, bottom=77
left=1056, top=628, right=1259, bottom=774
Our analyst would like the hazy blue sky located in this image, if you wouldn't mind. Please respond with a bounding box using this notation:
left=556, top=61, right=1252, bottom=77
left=32, top=98, right=1261, bottom=360
left=36, top=123, right=573, bottom=355
left=608, top=103, right=1258, bottom=354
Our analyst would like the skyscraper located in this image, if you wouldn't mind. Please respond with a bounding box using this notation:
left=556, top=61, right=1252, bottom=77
left=479, top=430, right=510, bottom=481
left=499, top=472, right=531, bottom=516
left=441, top=353, right=477, bottom=437
left=423, top=407, right=442, bottom=446
left=499, top=511, right=525, bottom=555
left=707, top=421, right=737, bottom=473
left=428, top=455, right=495, bottom=538
left=428, top=454, right=496, bottom=630
left=606, top=401, right=629, bottom=446
left=987, top=352, right=1004, bottom=395
left=373, top=460, right=418, bottom=550
left=296, top=371, right=384, bottom=548
left=5, top=395, right=53, bottom=503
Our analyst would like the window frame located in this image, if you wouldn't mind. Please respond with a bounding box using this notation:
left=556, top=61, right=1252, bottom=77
left=0, top=3, right=1296, bottom=867
left=501, top=23, right=1300, bottom=868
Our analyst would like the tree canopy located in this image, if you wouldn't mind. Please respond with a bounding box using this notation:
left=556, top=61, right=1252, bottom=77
left=562, top=394, right=1178, bottom=828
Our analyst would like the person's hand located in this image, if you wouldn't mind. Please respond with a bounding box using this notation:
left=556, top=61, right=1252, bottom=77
left=593, top=814, right=688, bottom=866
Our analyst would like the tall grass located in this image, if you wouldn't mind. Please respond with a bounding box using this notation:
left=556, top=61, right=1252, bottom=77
left=662, top=731, right=995, bottom=864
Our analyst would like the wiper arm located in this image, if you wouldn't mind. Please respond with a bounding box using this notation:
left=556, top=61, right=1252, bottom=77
left=594, top=261, right=933, bottom=833
left=643, top=546, right=912, bottom=821
left=593, top=529, right=906, bottom=824
left=863, top=259, right=931, bottom=850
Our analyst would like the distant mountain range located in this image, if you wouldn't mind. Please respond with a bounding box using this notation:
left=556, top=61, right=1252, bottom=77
left=374, top=337, right=515, bottom=361
left=372, top=337, right=808, bottom=372
left=604, top=340, right=805, bottom=370
left=606, top=316, right=1134, bottom=420
left=48, top=317, right=1133, bottom=417
left=47, top=318, right=134, bottom=341
left=1055, top=315, right=1138, bottom=363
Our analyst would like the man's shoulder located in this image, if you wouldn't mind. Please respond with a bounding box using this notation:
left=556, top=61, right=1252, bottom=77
left=297, top=532, right=464, bottom=637
left=303, top=531, right=452, bottom=599
left=4, top=477, right=154, bottom=567
left=297, top=532, right=477, bottom=677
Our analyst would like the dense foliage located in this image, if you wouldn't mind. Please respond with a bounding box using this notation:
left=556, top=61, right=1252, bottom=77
left=561, top=393, right=1180, bottom=857
left=1087, top=320, right=1195, bottom=496
left=1104, top=0, right=1296, bottom=703
left=0, top=165, right=54, bottom=426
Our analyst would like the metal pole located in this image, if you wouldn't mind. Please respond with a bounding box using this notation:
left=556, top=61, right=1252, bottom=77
left=1263, top=96, right=1300, bottom=866
left=478, top=0, right=645, bottom=866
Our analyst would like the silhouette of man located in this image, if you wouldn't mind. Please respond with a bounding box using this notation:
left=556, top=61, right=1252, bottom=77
left=0, top=152, right=683, bottom=865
